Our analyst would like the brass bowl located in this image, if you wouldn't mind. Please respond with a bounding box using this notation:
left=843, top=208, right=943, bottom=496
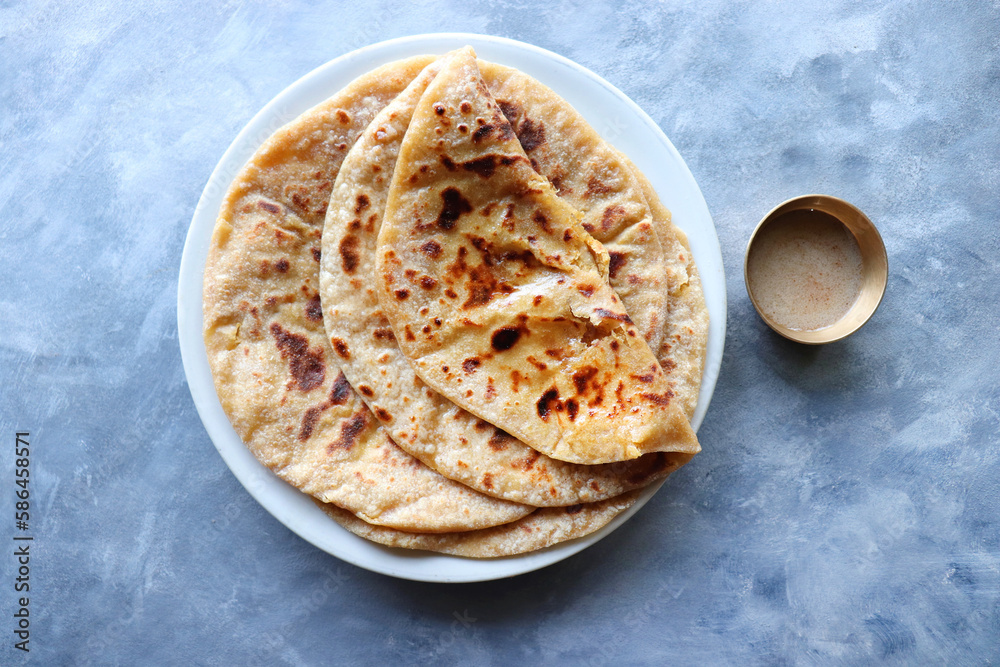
left=744, top=195, right=888, bottom=345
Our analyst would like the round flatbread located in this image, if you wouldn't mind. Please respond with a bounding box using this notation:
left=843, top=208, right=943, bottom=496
left=483, top=64, right=674, bottom=355
left=321, top=50, right=693, bottom=505
left=316, top=489, right=641, bottom=558
left=623, top=157, right=709, bottom=419
left=375, top=49, right=700, bottom=465
left=203, top=55, right=532, bottom=532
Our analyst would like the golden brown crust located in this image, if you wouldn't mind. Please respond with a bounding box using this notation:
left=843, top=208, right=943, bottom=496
left=482, top=63, right=672, bottom=354
left=317, top=489, right=642, bottom=558
left=204, top=48, right=709, bottom=555
left=320, top=52, right=695, bottom=505
left=375, top=49, right=700, bottom=465
left=203, top=55, right=532, bottom=532
left=622, top=157, right=709, bottom=419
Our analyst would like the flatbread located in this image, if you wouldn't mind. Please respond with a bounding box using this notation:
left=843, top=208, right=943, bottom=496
left=321, top=52, right=693, bottom=504
left=486, top=69, right=708, bottom=420
left=623, top=157, right=709, bottom=419
left=483, top=63, right=673, bottom=355
left=375, top=49, right=700, bottom=465
left=316, top=489, right=641, bottom=558
left=203, top=56, right=532, bottom=532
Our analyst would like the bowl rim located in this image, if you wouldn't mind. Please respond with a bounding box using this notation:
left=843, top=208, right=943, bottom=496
left=743, top=194, right=888, bottom=345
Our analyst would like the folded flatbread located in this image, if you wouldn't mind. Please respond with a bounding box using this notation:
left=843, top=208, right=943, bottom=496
left=321, top=49, right=693, bottom=504
left=203, top=56, right=532, bottom=532
left=623, top=158, right=709, bottom=419
left=483, top=65, right=674, bottom=355
left=487, top=72, right=709, bottom=420
left=375, top=49, right=701, bottom=465
left=317, top=489, right=641, bottom=558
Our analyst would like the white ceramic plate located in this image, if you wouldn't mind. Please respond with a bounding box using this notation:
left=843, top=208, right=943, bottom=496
left=178, top=33, right=726, bottom=583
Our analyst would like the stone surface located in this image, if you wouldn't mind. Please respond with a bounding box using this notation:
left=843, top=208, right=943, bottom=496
left=2, top=0, right=998, bottom=663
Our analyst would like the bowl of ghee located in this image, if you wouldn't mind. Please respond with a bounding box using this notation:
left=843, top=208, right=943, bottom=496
left=744, top=195, right=888, bottom=344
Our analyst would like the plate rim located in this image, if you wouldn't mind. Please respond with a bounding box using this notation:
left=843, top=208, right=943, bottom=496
left=178, top=32, right=727, bottom=583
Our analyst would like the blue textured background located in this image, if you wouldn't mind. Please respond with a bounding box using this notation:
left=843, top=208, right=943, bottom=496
left=2, top=1, right=999, bottom=664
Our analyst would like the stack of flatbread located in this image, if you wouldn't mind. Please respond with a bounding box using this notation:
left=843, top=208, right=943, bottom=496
left=203, top=47, right=708, bottom=558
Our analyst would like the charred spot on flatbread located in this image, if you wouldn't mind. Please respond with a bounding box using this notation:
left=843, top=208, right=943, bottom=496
left=270, top=323, right=325, bottom=392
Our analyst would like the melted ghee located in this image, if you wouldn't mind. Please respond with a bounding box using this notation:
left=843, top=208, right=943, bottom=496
left=747, top=209, right=863, bottom=331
